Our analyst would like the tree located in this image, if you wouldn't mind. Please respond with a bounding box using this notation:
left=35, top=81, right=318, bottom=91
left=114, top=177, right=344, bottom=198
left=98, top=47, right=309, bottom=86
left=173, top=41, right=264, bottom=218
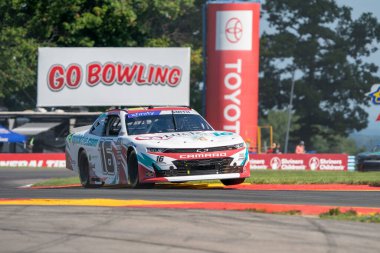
left=311, top=134, right=364, bottom=155
left=259, top=109, right=300, bottom=152
left=260, top=0, right=380, bottom=151
left=0, top=0, right=203, bottom=110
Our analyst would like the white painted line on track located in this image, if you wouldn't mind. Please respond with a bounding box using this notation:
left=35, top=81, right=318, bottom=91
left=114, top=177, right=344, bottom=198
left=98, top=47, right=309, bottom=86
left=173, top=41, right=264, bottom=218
left=18, top=184, right=33, bottom=188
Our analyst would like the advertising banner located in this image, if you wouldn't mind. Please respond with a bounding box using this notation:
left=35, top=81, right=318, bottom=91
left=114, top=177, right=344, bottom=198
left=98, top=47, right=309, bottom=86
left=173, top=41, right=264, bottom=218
left=205, top=2, right=260, bottom=147
left=37, top=47, right=190, bottom=107
left=0, top=153, right=66, bottom=168
left=249, top=154, right=349, bottom=171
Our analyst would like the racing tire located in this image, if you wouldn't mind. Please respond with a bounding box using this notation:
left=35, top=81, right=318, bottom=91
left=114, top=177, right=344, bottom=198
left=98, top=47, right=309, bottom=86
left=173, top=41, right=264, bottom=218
left=79, top=150, right=102, bottom=188
left=128, top=150, right=155, bottom=189
left=220, top=178, right=245, bottom=186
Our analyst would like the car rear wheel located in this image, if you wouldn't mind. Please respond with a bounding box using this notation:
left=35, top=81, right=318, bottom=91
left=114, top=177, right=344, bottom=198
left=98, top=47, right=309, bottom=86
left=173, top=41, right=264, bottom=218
left=220, top=178, right=245, bottom=186
left=79, top=150, right=91, bottom=188
left=79, top=150, right=102, bottom=188
left=128, top=150, right=154, bottom=189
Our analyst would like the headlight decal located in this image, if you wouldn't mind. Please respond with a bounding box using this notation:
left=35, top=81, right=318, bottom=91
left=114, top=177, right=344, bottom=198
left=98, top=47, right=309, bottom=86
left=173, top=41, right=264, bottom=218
left=239, top=148, right=249, bottom=166
left=138, top=153, right=156, bottom=169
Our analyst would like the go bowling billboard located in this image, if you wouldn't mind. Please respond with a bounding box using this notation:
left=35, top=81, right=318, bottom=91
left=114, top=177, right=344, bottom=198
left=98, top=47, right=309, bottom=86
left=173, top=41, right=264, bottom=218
left=37, top=47, right=190, bottom=107
left=205, top=1, right=260, bottom=148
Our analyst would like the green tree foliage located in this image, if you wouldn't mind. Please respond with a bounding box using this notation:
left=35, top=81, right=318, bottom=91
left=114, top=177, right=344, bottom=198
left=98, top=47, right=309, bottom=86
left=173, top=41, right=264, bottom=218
left=1, top=0, right=379, bottom=155
left=260, top=0, right=380, bottom=151
left=259, top=109, right=300, bottom=151
left=311, top=134, right=364, bottom=154
left=0, top=0, right=203, bottom=110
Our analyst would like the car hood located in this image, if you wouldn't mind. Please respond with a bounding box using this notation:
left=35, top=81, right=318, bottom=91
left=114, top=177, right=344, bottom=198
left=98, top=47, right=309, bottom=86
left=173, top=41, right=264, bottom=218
left=130, top=131, right=244, bottom=148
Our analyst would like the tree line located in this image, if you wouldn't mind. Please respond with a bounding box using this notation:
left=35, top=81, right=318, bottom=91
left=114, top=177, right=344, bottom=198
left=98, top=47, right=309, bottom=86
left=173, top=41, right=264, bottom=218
left=1, top=0, right=379, bottom=153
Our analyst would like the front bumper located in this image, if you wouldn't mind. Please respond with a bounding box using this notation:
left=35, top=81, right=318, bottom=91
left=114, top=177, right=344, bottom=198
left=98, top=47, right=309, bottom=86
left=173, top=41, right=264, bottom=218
left=153, top=157, right=244, bottom=177
left=139, top=159, right=250, bottom=183
left=145, top=173, right=242, bottom=182
left=139, top=147, right=250, bottom=183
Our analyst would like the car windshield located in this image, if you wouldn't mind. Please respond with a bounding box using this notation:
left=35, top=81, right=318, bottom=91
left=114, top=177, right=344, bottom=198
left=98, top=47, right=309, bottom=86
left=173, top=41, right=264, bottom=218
left=126, top=113, right=213, bottom=135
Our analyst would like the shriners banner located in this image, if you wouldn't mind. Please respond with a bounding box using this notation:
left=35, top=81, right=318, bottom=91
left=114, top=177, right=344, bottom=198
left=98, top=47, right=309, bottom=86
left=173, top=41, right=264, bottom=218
left=37, top=47, right=190, bottom=107
left=205, top=2, right=260, bottom=148
left=249, top=154, right=349, bottom=171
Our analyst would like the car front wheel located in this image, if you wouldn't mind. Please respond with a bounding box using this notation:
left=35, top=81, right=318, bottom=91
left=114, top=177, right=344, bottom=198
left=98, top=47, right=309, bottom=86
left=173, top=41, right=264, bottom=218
left=128, top=150, right=154, bottom=189
left=220, top=178, right=245, bottom=186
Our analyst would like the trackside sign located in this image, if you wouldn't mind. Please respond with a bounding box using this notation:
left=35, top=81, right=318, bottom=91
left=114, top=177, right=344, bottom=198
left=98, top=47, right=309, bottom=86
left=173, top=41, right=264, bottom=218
left=205, top=2, right=260, bottom=146
left=0, top=153, right=66, bottom=168
left=37, top=47, right=190, bottom=107
left=249, top=154, right=349, bottom=171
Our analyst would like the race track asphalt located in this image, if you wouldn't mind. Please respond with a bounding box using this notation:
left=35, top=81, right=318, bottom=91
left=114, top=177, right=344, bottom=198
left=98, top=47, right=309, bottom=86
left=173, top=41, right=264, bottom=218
left=1, top=167, right=380, bottom=253
left=1, top=167, right=380, bottom=208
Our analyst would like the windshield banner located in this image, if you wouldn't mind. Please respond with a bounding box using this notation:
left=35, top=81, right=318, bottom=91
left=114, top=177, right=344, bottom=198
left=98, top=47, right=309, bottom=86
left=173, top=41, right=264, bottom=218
left=37, top=47, right=190, bottom=107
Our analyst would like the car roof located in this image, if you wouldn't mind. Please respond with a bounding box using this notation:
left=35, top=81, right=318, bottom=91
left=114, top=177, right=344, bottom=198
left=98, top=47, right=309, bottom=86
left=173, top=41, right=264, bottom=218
left=106, top=106, right=192, bottom=114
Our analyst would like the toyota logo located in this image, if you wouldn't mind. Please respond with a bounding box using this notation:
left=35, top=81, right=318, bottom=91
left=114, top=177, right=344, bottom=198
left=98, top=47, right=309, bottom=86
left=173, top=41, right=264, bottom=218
left=225, top=17, right=243, bottom=43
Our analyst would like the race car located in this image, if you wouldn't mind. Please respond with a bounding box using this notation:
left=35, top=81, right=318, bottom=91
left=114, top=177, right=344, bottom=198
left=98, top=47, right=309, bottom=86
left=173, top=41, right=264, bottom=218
left=356, top=144, right=380, bottom=171
left=65, top=106, right=250, bottom=188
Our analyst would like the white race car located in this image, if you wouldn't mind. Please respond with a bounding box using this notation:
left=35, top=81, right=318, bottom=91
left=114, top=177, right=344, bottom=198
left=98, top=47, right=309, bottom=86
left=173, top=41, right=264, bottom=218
left=66, top=107, right=250, bottom=188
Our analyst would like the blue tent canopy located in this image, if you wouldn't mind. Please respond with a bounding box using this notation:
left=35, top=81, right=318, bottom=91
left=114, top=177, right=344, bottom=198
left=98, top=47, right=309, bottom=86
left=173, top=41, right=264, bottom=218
left=0, top=125, right=26, bottom=143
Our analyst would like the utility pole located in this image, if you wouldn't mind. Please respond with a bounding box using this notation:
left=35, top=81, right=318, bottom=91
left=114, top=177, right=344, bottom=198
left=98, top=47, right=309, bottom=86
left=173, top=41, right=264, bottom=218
left=284, top=69, right=296, bottom=153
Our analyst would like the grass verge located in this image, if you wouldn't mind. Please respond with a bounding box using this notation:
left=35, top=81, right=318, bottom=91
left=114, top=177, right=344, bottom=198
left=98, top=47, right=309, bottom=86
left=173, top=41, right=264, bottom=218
left=245, top=208, right=380, bottom=223
left=33, top=177, right=80, bottom=186
left=246, top=171, right=380, bottom=185
left=32, top=171, right=380, bottom=187
left=320, top=208, right=380, bottom=223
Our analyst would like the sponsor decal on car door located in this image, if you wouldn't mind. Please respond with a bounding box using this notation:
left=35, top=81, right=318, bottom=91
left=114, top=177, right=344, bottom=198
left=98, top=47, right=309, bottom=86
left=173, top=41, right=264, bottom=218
left=99, top=138, right=116, bottom=175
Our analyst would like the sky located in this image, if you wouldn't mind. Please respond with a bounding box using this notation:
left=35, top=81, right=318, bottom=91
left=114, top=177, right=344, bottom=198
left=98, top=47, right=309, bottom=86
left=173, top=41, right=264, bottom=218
left=261, top=0, right=380, bottom=135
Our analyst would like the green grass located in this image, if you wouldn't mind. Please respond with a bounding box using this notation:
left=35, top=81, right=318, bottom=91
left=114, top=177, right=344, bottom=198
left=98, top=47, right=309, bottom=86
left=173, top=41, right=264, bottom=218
left=33, top=177, right=80, bottom=186
left=246, top=171, right=380, bottom=185
left=32, top=171, right=380, bottom=187
left=320, top=208, right=380, bottom=223
left=245, top=207, right=380, bottom=223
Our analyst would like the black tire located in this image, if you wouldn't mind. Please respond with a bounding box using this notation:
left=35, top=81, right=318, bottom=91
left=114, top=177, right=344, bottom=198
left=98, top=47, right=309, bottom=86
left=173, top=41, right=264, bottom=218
left=220, top=178, right=245, bottom=186
left=128, top=150, right=154, bottom=189
left=78, top=150, right=102, bottom=188
left=78, top=150, right=91, bottom=188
